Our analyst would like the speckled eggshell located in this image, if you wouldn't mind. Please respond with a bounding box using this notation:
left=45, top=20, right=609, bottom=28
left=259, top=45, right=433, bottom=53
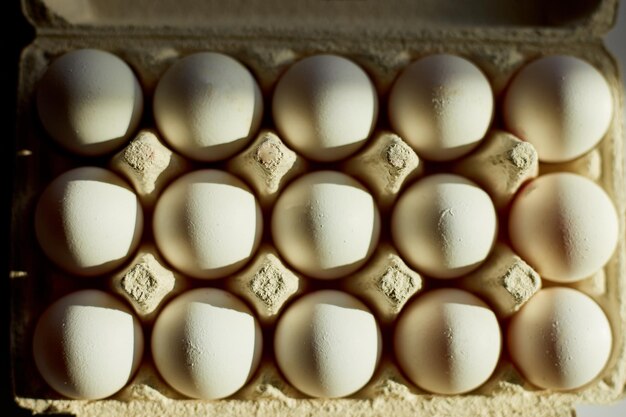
left=503, top=55, right=613, bottom=162
left=274, top=290, right=381, bottom=398
left=153, top=169, right=263, bottom=279
left=272, top=54, right=378, bottom=162
left=391, top=174, right=497, bottom=279
left=394, top=289, right=501, bottom=395
left=388, top=54, right=494, bottom=161
left=509, top=173, right=618, bottom=282
left=34, top=167, right=144, bottom=276
left=151, top=288, right=263, bottom=399
left=153, top=52, right=263, bottom=162
left=37, top=49, right=143, bottom=156
left=271, top=171, right=380, bottom=279
left=507, top=287, right=612, bottom=390
left=33, top=290, right=144, bottom=400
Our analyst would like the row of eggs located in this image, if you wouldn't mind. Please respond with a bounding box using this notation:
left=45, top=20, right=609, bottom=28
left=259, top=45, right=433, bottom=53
left=34, top=285, right=611, bottom=401
left=37, top=49, right=613, bottom=164
left=35, top=166, right=618, bottom=284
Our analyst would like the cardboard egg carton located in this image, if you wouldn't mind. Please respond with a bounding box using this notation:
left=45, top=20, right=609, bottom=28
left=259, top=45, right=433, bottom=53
left=10, top=0, right=626, bottom=416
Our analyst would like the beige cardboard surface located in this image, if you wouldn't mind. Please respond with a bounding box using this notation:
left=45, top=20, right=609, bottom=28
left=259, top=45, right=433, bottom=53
left=22, top=0, right=619, bottom=39
left=10, top=0, right=626, bottom=415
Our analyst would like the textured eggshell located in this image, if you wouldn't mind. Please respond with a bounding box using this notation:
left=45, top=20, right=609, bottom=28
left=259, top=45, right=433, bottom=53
left=274, top=290, right=381, bottom=398
left=271, top=171, right=380, bottom=279
left=388, top=54, right=494, bottom=161
left=509, top=173, right=618, bottom=282
left=153, top=170, right=263, bottom=279
left=503, top=55, right=613, bottom=162
left=272, top=55, right=378, bottom=162
left=153, top=52, right=263, bottom=161
left=391, top=174, right=497, bottom=279
left=37, top=49, right=143, bottom=156
left=507, top=287, right=612, bottom=390
left=34, top=167, right=144, bottom=276
left=151, top=288, right=263, bottom=399
left=33, top=290, right=144, bottom=400
left=394, top=289, right=501, bottom=395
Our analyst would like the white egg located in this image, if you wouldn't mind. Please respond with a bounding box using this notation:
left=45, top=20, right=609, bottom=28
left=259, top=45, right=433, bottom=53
left=509, top=173, right=618, bottom=282
left=508, top=287, right=612, bottom=390
left=151, top=288, right=262, bottom=399
left=271, top=171, right=380, bottom=279
left=503, top=55, right=613, bottom=162
left=153, top=170, right=262, bottom=279
left=34, top=167, right=144, bottom=276
left=274, top=290, right=381, bottom=398
left=391, top=174, right=497, bottom=279
left=153, top=52, right=263, bottom=161
left=272, top=54, right=378, bottom=162
left=33, top=290, right=144, bottom=399
left=388, top=54, right=493, bottom=161
left=37, top=49, right=143, bottom=156
left=394, top=289, right=501, bottom=394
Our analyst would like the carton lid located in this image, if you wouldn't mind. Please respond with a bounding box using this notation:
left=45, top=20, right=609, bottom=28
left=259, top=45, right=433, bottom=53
left=23, top=0, right=619, bottom=40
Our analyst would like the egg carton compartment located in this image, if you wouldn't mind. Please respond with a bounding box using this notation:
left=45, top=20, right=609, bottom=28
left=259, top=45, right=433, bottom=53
left=10, top=2, right=626, bottom=417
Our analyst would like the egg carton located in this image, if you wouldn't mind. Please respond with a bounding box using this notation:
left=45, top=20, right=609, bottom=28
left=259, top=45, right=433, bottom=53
left=10, top=0, right=626, bottom=416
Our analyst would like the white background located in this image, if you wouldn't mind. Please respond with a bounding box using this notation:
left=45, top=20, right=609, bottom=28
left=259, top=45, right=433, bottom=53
left=576, top=1, right=626, bottom=416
